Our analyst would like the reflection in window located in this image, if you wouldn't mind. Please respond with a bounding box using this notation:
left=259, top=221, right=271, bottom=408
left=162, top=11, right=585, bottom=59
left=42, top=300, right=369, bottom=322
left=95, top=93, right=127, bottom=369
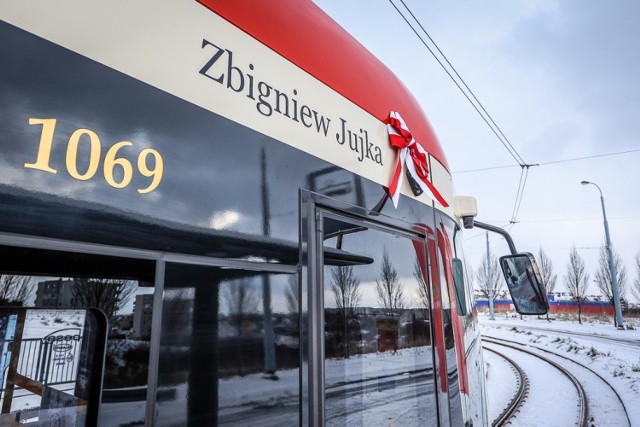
left=321, top=217, right=437, bottom=426
left=156, top=264, right=298, bottom=426
left=0, top=274, right=33, bottom=306
left=30, top=277, right=154, bottom=426
left=0, top=307, right=106, bottom=426
left=0, top=247, right=156, bottom=426
left=437, top=239, right=464, bottom=426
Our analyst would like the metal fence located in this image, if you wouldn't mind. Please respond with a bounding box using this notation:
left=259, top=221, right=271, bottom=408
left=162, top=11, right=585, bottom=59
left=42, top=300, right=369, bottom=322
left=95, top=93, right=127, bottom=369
left=3, top=328, right=82, bottom=391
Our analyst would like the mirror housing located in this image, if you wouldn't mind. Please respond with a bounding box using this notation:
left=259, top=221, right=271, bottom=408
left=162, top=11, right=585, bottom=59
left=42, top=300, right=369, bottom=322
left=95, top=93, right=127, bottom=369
left=499, top=253, right=549, bottom=315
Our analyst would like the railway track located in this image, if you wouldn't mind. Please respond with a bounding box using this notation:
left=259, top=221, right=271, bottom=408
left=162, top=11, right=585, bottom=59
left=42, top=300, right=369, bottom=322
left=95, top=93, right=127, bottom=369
left=482, top=345, right=528, bottom=426
left=483, top=337, right=589, bottom=427
left=488, top=323, right=640, bottom=353
left=485, top=335, right=631, bottom=427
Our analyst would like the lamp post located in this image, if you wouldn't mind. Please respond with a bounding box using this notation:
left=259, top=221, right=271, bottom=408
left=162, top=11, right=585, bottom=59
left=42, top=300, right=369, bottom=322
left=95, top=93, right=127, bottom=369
left=486, top=232, right=495, bottom=320
left=581, top=181, right=624, bottom=329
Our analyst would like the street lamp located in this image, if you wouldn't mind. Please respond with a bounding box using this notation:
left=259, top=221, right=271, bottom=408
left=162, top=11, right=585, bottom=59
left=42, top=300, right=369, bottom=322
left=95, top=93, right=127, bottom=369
left=581, top=180, right=624, bottom=329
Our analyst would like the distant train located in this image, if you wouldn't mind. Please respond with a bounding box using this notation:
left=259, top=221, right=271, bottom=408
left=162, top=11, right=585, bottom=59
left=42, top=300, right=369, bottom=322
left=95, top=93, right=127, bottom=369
left=476, top=298, right=614, bottom=315
left=0, top=1, right=546, bottom=425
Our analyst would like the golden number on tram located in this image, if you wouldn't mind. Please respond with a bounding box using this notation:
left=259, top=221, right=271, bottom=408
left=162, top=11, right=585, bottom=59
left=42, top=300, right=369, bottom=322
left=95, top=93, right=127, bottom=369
left=25, top=118, right=164, bottom=193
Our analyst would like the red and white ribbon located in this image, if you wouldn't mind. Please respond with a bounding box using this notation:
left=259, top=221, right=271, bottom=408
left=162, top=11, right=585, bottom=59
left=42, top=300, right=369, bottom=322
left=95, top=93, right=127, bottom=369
left=385, top=111, right=449, bottom=208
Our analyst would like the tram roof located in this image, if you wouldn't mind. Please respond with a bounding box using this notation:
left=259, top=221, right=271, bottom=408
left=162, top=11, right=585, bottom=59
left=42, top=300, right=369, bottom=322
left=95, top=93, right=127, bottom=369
left=198, top=0, right=449, bottom=172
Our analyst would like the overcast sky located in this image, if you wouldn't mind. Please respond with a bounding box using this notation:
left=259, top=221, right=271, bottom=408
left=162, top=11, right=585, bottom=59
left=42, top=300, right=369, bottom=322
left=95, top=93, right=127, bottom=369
left=314, top=0, right=640, bottom=301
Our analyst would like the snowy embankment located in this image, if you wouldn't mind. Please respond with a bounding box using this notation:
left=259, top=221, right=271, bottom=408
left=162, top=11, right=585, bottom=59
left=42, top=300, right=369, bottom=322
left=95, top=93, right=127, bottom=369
left=480, top=312, right=640, bottom=426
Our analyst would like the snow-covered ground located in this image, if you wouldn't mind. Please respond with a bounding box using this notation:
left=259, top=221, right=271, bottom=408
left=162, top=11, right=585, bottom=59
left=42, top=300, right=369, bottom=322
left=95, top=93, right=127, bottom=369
left=151, top=345, right=437, bottom=426
left=10, top=308, right=637, bottom=426
left=480, top=312, right=640, bottom=426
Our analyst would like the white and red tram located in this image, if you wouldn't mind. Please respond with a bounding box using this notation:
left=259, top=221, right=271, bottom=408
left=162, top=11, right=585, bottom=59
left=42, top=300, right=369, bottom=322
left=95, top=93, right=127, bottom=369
left=0, top=1, right=546, bottom=425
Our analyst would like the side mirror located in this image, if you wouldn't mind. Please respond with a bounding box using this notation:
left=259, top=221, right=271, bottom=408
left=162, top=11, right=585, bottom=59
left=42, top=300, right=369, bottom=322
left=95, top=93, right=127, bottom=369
left=499, top=253, right=549, bottom=315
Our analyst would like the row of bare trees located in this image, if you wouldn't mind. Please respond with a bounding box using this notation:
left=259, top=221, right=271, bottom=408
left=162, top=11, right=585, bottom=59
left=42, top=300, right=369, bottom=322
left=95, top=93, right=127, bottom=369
left=330, top=249, right=422, bottom=315
left=0, top=275, right=134, bottom=324
left=474, top=244, right=640, bottom=324
left=564, top=245, right=631, bottom=324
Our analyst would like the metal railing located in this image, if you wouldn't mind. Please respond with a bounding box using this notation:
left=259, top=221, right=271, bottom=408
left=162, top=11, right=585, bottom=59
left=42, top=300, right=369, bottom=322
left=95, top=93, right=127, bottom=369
left=2, top=328, right=82, bottom=392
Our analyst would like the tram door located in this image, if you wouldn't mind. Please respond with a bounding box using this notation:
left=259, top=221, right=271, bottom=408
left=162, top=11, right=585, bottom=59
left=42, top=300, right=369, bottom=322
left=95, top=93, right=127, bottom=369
left=311, top=209, right=440, bottom=426
left=430, top=222, right=465, bottom=427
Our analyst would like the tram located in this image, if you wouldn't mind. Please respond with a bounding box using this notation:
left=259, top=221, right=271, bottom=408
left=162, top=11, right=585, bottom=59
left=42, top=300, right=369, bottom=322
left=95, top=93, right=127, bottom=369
left=0, top=1, right=546, bottom=425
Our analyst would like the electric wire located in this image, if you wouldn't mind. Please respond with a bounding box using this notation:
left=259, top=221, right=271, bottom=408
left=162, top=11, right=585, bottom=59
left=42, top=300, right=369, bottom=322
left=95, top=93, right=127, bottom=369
left=538, top=149, right=640, bottom=166
left=386, top=0, right=527, bottom=167
left=396, top=0, right=526, bottom=166
left=509, top=166, right=530, bottom=224
left=453, top=148, right=640, bottom=174
left=387, top=0, right=534, bottom=224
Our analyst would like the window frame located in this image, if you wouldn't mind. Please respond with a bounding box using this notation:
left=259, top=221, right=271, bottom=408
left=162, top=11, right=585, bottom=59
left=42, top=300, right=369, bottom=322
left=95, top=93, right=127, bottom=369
left=300, top=189, right=440, bottom=426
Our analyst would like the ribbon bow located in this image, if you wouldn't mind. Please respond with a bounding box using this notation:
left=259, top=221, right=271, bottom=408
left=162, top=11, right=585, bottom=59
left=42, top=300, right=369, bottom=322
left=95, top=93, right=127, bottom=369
left=385, top=111, right=449, bottom=208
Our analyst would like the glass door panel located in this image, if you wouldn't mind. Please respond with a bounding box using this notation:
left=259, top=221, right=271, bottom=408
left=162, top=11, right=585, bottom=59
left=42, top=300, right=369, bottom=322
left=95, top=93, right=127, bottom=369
left=319, top=213, right=438, bottom=426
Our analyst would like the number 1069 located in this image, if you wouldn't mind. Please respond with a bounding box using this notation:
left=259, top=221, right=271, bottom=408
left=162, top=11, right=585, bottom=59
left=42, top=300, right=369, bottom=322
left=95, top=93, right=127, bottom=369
left=24, top=118, right=164, bottom=194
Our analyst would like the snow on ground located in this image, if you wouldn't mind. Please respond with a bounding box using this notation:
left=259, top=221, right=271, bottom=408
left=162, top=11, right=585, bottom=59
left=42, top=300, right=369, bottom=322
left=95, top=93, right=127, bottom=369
left=479, top=311, right=640, bottom=426
left=484, top=342, right=580, bottom=427
left=107, top=345, right=437, bottom=426
left=482, top=347, right=519, bottom=420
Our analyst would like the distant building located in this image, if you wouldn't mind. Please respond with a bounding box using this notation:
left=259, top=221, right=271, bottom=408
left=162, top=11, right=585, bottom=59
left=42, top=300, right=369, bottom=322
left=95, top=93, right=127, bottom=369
left=35, top=279, right=75, bottom=307
left=132, top=294, right=154, bottom=339
left=112, top=314, right=133, bottom=332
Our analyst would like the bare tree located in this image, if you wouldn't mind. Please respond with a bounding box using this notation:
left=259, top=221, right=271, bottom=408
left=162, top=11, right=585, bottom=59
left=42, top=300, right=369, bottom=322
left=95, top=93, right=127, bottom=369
left=594, top=245, right=627, bottom=309
left=72, top=278, right=135, bottom=323
left=284, top=275, right=300, bottom=348
left=162, top=289, right=193, bottom=336
left=564, top=246, right=590, bottom=324
left=538, top=248, right=557, bottom=320
left=330, top=266, right=361, bottom=315
left=285, top=275, right=299, bottom=316
left=223, top=279, right=259, bottom=377
left=223, top=279, right=259, bottom=336
left=633, top=253, right=640, bottom=303
left=330, top=266, right=361, bottom=358
left=414, top=260, right=429, bottom=313
left=475, top=254, right=504, bottom=300
left=375, top=249, right=405, bottom=311
left=0, top=275, right=33, bottom=305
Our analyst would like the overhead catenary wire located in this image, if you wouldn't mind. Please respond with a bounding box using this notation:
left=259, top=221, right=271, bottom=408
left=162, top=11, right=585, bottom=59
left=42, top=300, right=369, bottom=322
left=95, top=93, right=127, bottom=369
left=395, top=0, right=527, bottom=166
left=453, top=148, right=640, bottom=174
left=509, top=165, right=530, bottom=224
left=387, top=0, right=534, bottom=223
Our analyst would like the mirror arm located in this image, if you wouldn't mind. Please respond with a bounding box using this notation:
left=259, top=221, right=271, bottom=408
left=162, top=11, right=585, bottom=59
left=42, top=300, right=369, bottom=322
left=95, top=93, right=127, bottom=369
left=472, top=220, right=518, bottom=255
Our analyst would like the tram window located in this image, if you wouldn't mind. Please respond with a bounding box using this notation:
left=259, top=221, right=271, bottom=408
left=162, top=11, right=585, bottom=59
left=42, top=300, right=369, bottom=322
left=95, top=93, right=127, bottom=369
left=321, top=217, right=438, bottom=426
left=155, top=263, right=298, bottom=426
left=0, top=245, right=156, bottom=426
left=436, top=245, right=464, bottom=427
left=452, top=259, right=467, bottom=316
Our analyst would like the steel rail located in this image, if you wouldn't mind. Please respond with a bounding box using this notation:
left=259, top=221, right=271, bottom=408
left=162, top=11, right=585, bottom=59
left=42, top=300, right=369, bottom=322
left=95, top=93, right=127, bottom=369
left=485, top=334, right=631, bottom=427
left=482, top=345, right=528, bottom=427
left=483, top=337, right=589, bottom=427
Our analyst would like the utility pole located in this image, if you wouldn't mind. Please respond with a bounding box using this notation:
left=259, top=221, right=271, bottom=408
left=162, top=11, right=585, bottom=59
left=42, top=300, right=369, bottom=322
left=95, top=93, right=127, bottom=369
left=487, top=232, right=495, bottom=320
left=261, top=148, right=278, bottom=378
left=581, top=181, right=624, bottom=329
